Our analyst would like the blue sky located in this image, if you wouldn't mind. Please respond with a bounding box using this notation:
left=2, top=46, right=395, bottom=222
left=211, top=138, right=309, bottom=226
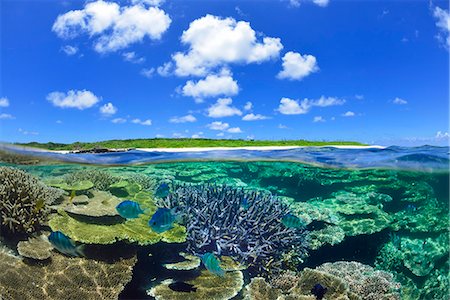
left=0, top=0, right=449, bottom=146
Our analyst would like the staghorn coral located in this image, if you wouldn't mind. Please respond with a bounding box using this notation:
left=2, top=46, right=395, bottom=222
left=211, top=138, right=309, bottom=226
left=159, top=184, right=308, bottom=275
left=64, top=169, right=120, bottom=191
left=17, top=234, right=53, bottom=260
left=0, top=247, right=136, bottom=300
left=121, top=172, right=157, bottom=190
left=316, top=261, right=401, bottom=300
left=0, top=167, right=63, bottom=234
left=148, top=270, right=244, bottom=300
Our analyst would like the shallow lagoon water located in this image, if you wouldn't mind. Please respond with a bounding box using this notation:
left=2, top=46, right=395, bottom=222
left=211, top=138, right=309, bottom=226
left=0, top=146, right=448, bottom=299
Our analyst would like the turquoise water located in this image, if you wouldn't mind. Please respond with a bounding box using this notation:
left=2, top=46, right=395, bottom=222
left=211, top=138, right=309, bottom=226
left=0, top=147, right=448, bottom=299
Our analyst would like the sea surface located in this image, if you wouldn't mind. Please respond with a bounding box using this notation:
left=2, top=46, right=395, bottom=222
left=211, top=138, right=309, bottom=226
left=0, top=145, right=448, bottom=299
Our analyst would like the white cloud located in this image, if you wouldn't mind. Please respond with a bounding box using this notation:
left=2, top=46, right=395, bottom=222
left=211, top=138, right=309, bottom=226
left=169, top=114, right=197, bottom=123
left=52, top=1, right=171, bottom=53
left=207, top=121, right=230, bottom=131
left=278, top=124, right=289, bottom=129
left=99, top=102, right=117, bottom=116
left=242, top=113, right=269, bottom=121
left=355, top=94, right=364, bottom=100
left=155, top=134, right=165, bottom=138
left=182, top=72, right=238, bottom=102
left=227, top=127, right=242, bottom=133
left=0, top=97, right=9, bottom=107
left=141, top=68, right=155, bottom=78
left=288, top=0, right=329, bottom=7
left=191, top=132, right=204, bottom=138
left=132, top=118, right=152, bottom=125
left=216, top=132, right=225, bottom=137
left=171, top=14, right=283, bottom=76
left=244, top=101, right=252, bottom=111
left=157, top=62, right=173, bottom=77
left=313, top=116, right=325, bottom=122
left=111, top=117, right=127, bottom=124
left=207, top=98, right=243, bottom=118
left=18, top=128, right=38, bottom=135
left=277, top=51, right=318, bottom=80
left=0, top=113, right=15, bottom=120
left=277, top=96, right=345, bottom=115
left=131, top=0, right=165, bottom=6
left=342, top=111, right=355, bottom=117
left=123, top=51, right=145, bottom=63
left=433, top=6, right=450, bottom=48
left=393, top=97, right=407, bottom=105
left=61, top=45, right=78, bottom=56
left=47, top=89, right=100, bottom=110
left=435, top=131, right=450, bottom=139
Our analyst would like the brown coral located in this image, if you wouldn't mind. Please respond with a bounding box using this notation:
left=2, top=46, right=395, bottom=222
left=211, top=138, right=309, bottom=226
left=17, top=235, right=53, bottom=260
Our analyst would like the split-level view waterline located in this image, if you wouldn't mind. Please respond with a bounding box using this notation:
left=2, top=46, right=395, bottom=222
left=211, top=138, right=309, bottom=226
left=0, top=145, right=448, bottom=300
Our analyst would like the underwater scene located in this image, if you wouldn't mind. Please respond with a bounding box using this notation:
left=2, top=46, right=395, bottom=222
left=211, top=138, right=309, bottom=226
left=0, top=147, right=448, bottom=300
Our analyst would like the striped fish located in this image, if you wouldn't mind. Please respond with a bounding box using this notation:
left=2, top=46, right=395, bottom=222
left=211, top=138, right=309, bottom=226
left=116, top=200, right=145, bottom=219
left=201, top=252, right=225, bottom=277
left=148, top=207, right=177, bottom=233
left=281, top=213, right=307, bottom=228
left=48, top=231, right=85, bottom=257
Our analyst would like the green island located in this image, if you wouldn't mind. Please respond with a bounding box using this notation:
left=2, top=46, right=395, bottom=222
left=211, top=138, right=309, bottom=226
left=16, top=138, right=367, bottom=151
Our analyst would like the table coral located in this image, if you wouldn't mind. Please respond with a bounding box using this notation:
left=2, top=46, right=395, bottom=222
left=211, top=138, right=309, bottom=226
left=0, top=248, right=136, bottom=300
left=63, top=191, right=123, bottom=219
left=17, top=235, right=53, bottom=260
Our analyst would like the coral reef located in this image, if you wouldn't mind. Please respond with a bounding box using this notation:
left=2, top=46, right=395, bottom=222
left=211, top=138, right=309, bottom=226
left=17, top=234, right=53, bottom=260
left=121, top=172, right=156, bottom=190
left=159, top=184, right=308, bottom=275
left=0, top=167, right=63, bottom=234
left=243, top=277, right=284, bottom=300
left=163, top=252, right=201, bottom=270
left=148, top=270, right=244, bottom=300
left=63, top=190, right=123, bottom=219
left=64, top=169, right=120, bottom=191
left=0, top=248, right=136, bottom=299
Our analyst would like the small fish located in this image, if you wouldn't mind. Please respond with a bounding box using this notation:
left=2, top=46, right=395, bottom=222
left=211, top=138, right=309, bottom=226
left=281, top=213, right=307, bottom=228
left=201, top=252, right=225, bottom=277
left=311, top=283, right=327, bottom=300
left=406, top=204, right=417, bottom=213
left=155, top=183, right=170, bottom=198
left=34, top=198, right=45, bottom=212
left=168, top=281, right=197, bottom=293
left=116, top=200, right=145, bottom=219
left=240, top=197, right=249, bottom=210
left=48, top=231, right=85, bottom=257
left=148, top=207, right=178, bottom=233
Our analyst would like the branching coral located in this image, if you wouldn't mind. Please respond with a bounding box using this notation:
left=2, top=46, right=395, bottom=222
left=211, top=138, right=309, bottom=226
left=64, top=169, right=120, bottom=191
left=159, top=184, right=308, bottom=275
left=0, top=167, right=63, bottom=234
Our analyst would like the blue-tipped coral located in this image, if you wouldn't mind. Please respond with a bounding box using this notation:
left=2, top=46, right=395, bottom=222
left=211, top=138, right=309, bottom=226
left=158, top=184, right=308, bottom=275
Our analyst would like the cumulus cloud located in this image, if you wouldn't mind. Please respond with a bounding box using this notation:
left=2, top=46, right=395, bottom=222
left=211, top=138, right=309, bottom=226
left=111, top=118, right=127, bottom=124
left=191, top=132, right=204, bottom=138
left=393, top=97, right=407, bottom=105
left=140, top=68, right=155, bottom=78
left=182, top=72, right=239, bottom=102
left=131, top=0, right=165, bottom=6
left=0, top=97, right=9, bottom=107
left=99, top=102, right=117, bottom=116
left=132, top=118, right=152, bottom=125
left=157, top=62, right=173, bottom=77
left=313, top=116, right=325, bottom=122
left=169, top=114, right=197, bottom=123
left=0, top=113, right=15, bottom=120
left=433, top=6, right=450, bottom=48
left=52, top=0, right=171, bottom=53
left=227, top=127, right=242, bottom=133
left=277, top=51, right=318, bottom=80
left=244, top=101, right=253, bottom=111
left=123, top=51, right=145, bottom=63
left=61, top=45, right=78, bottom=56
left=171, top=14, right=283, bottom=76
left=242, top=113, right=269, bottom=121
left=47, top=89, right=100, bottom=110
left=277, top=96, right=345, bottom=115
left=207, top=121, right=230, bottom=131
left=342, top=111, right=355, bottom=117
left=207, top=98, right=243, bottom=118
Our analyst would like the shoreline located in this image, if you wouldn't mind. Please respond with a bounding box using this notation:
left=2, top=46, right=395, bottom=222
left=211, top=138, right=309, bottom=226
left=47, top=145, right=386, bottom=154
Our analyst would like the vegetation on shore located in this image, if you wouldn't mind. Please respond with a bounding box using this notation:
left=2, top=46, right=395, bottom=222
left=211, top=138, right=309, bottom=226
left=15, top=138, right=367, bottom=150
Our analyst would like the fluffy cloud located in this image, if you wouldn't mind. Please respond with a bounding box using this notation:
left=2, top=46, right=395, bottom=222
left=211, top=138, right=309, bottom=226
left=0, top=97, right=9, bottom=107
left=433, top=6, right=450, bottom=48
left=111, top=117, right=126, bottom=124
left=242, top=113, right=269, bottom=121
left=191, top=132, right=204, bottom=138
left=435, top=131, right=450, bottom=139
left=277, top=96, right=345, bottom=115
left=61, top=45, right=78, bottom=56
left=169, top=114, right=197, bottom=123
left=393, top=97, right=407, bottom=105
left=171, top=14, right=283, bottom=76
left=132, top=118, right=152, bottom=125
left=342, top=111, right=355, bottom=117
left=182, top=72, right=239, bottom=102
left=244, top=101, right=252, bottom=111
left=47, top=89, right=100, bottom=110
left=277, top=51, right=318, bottom=80
left=52, top=0, right=171, bottom=53
left=0, top=113, right=15, bottom=120
left=207, top=98, right=243, bottom=118
left=131, top=0, right=165, bottom=6
left=313, top=116, right=325, bottom=122
left=99, top=102, right=117, bottom=116
left=123, top=51, right=145, bottom=63
left=206, top=121, right=242, bottom=133
left=157, top=62, right=172, bottom=77
left=289, top=0, right=329, bottom=7
left=141, top=68, right=155, bottom=78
